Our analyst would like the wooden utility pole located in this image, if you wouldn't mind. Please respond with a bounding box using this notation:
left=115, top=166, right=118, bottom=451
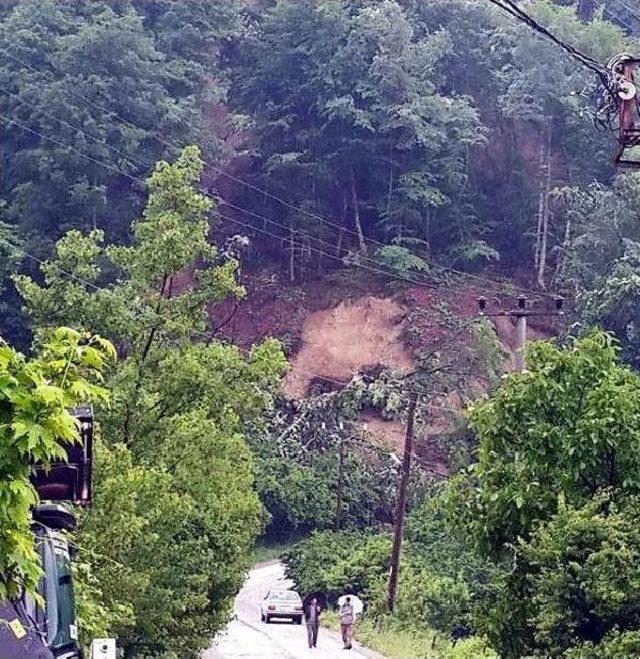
left=334, top=435, right=345, bottom=532
left=387, top=391, right=418, bottom=612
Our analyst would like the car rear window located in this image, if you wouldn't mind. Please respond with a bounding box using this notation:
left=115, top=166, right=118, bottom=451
left=272, top=591, right=299, bottom=601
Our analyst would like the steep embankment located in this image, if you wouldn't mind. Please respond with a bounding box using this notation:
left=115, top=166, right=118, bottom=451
left=209, top=269, right=557, bottom=472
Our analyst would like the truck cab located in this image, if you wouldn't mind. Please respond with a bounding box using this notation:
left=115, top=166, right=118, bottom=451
left=1, top=507, right=82, bottom=659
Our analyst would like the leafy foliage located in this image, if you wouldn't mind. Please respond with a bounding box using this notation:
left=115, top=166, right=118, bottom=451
left=442, top=330, right=640, bottom=657
left=16, top=147, right=288, bottom=657
left=252, top=384, right=401, bottom=539
left=374, top=245, right=430, bottom=278
left=0, top=0, right=235, bottom=244
left=284, top=524, right=495, bottom=646
left=0, top=327, right=113, bottom=599
left=484, top=493, right=640, bottom=657
left=227, top=0, right=483, bottom=271
left=558, top=173, right=640, bottom=368
left=465, top=330, right=640, bottom=550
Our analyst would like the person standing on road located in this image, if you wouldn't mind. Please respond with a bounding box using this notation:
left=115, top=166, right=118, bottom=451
left=340, top=596, right=355, bottom=650
left=304, top=596, right=322, bottom=649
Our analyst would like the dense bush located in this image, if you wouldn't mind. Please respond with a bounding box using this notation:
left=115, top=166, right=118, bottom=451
left=453, top=332, right=640, bottom=657
left=284, top=527, right=486, bottom=639
left=484, top=493, right=640, bottom=658
left=17, top=149, right=287, bottom=657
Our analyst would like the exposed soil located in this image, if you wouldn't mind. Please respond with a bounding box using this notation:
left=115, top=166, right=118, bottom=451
left=283, top=295, right=413, bottom=398
left=209, top=267, right=560, bottom=474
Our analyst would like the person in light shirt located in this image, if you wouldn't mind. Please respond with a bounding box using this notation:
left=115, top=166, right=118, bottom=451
left=339, top=596, right=355, bottom=650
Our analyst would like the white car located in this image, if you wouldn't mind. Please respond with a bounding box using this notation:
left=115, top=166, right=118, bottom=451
left=260, top=589, right=303, bottom=624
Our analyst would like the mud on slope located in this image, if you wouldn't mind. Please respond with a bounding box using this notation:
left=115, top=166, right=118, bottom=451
left=209, top=270, right=559, bottom=474
left=283, top=296, right=413, bottom=398
left=209, top=270, right=483, bottom=398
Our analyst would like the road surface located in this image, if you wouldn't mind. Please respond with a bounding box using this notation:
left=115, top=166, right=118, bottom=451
left=204, top=561, right=381, bottom=659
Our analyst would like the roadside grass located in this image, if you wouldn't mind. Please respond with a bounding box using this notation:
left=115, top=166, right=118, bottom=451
left=322, top=612, right=497, bottom=659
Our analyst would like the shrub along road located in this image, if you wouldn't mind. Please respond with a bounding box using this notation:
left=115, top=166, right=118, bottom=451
left=205, top=561, right=381, bottom=658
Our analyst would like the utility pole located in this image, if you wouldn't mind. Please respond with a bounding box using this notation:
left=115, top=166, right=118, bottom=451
left=387, top=390, right=418, bottom=613
left=334, top=435, right=345, bottom=532
left=334, top=421, right=346, bottom=532
left=514, top=295, right=528, bottom=372
left=478, top=294, right=564, bottom=372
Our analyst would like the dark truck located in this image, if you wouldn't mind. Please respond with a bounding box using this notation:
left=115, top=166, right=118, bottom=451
left=1, top=408, right=94, bottom=659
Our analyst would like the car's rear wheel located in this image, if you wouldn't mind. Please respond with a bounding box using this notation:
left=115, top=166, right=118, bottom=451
left=265, top=615, right=271, bottom=624
left=260, top=612, right=264, bottom=622
left=294, top=616, right=302, bottom=625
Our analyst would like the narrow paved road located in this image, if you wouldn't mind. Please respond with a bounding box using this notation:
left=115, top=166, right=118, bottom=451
left=204, top=562, right=381, bottom=659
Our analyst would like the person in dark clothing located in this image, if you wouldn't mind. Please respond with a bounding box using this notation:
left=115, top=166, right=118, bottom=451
left=304, top=596, right=322, bottom=648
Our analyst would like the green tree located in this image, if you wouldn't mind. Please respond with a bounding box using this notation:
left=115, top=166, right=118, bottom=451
left=227, top=0, right=483, bottom=276
left=486, top=493, right=640, bottom=657
left=450, top=330, right=640, bottom=656
left=466, top=331, right=640, bottom=551
left=0, top=0, right=237, bottom=244
left=16, top=146, right=288, bottom=657
left=557, top=173, right=640, bottom=368
left=0, top=327, right=113, bottom=599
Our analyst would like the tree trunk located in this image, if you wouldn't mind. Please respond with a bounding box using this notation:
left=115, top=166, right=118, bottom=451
left=535, top=123, right=552, bottom=290
left=553, top=212, right=572, bottom=285
left=336, top=189, right=347, bottom=256
left=350, top=170, right=367, bottom=254
left=289, top=222, right=295, bottom=283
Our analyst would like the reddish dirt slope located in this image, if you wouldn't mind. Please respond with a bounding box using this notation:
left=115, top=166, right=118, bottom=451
left=284, top=296, right=413, bottom=398
left=209, top=269, right=558, bottom=474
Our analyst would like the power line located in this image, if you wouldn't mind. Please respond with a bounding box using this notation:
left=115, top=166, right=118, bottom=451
left=217, top=212, right=439, bottom=286
left=1, top=87, right=152, bottom=171
left=486, top=0, right=610, bottom=86
left=217, top=198, right=434, bottom=288
left=0, top=109, right=502, bottom=409
left=0, top=229, right=476, bottom=410
left=0, top=108, right=441, bottom=290
left=0, top=91, right=442, bottom=291
left=2, top=87, right=439, bottom=288
left=0, top=46, right=378, bottom=247
left=1, top=46, right=559, bottom=299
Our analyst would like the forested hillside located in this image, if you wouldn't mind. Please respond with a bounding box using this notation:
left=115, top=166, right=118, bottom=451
left=4, top=1, right=640, bottom=658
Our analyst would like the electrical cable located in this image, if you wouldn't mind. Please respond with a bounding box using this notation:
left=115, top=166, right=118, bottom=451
left=0, top=110, right=524, bottom=407
left=486, top=0, right=610, bottom=87
left=1, top=88, right=443, bottom=289
left=0, top=107, right=443, bottom=290
left=0, top=90, right=444, bottom=291
left=1, top=46, right=560, bottom=299
left=0, top=96, right=550, bottom=312
left=0, top=228, right=477, bottom=410
left=0, top=110, right=526, bottom=408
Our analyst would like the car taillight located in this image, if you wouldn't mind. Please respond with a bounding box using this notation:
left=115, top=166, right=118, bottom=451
left=268, top=605, right=276, bottom=611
